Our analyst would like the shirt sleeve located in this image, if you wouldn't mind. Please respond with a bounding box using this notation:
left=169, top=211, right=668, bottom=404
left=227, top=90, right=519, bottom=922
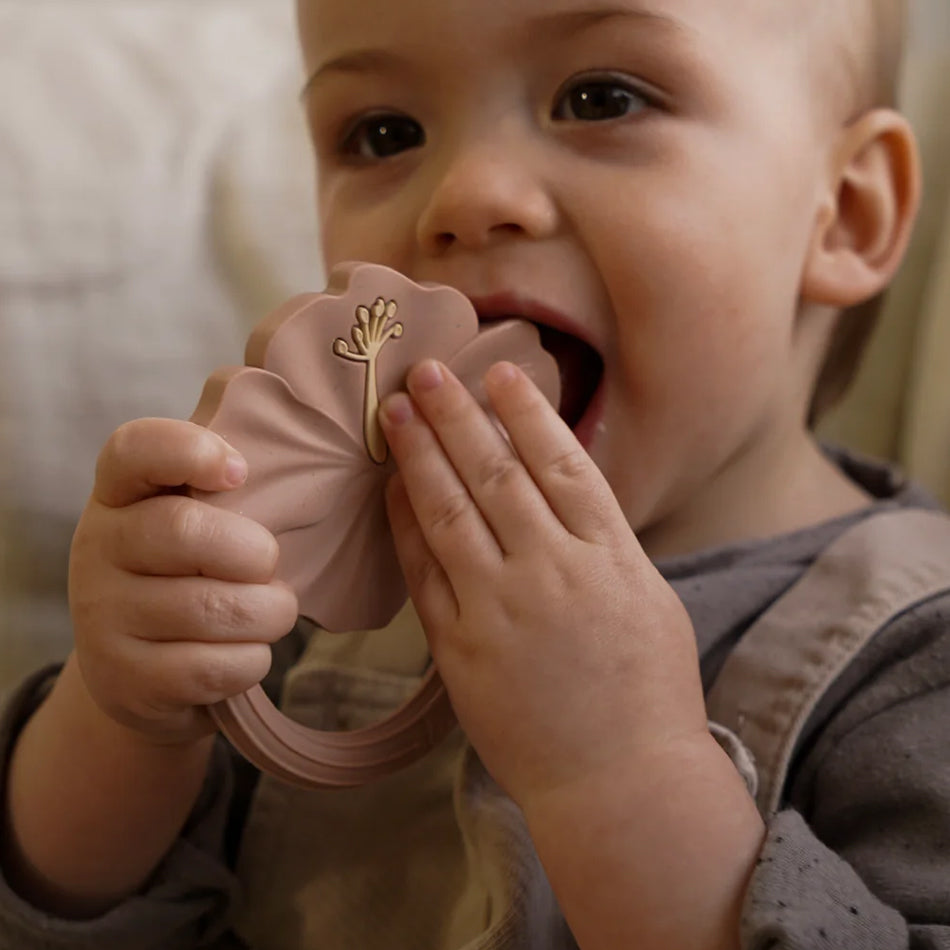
left=0, top=666, right=242, bottom=950
left=739, top=605, right=950, bottom=949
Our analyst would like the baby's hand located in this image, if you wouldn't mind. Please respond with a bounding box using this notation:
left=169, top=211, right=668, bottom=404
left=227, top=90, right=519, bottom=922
left=68, top=418, right=298, bottom=746
left=379, top=361, right=709, bottom=807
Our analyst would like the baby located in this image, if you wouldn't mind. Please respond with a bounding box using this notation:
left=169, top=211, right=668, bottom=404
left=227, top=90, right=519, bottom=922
left=2, top=1, right=946, bottom=949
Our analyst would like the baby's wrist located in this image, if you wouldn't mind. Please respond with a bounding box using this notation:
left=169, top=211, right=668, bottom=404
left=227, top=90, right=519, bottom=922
left=54, top=653, right=215, bottom=756
left=519, top=729, right=733, bottom=830
left=520, top=732, right=763, bottom=950
left=6, top=654, right=218, bottom=918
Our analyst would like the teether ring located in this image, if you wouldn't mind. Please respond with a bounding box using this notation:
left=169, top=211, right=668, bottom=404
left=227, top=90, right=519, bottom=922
left=189, top=262, right=560, bottom=787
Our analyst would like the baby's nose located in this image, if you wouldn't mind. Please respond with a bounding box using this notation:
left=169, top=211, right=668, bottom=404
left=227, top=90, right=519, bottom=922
left=415, top=144, right=558, bottom=254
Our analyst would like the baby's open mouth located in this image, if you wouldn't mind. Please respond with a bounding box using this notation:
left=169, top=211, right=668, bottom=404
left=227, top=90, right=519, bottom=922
left=534, top=323, right=603, bottom=430
left=473, top=299, right=604, bottom=432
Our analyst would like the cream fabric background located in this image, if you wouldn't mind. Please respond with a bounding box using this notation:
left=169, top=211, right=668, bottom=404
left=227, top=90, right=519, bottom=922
left=0, top=0, right=948, bottom=693
left=0, top=0, right=319, bottom=691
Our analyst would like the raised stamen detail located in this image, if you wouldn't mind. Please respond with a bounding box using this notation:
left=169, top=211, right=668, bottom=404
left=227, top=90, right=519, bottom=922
left=333, top=297, right=404, bottom=463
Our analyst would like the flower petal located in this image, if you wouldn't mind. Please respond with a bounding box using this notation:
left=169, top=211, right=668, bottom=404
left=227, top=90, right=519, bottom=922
left=245, top=262, right=479, bottom=419
left=190, top=367, right=370, bottom=536
left=276, top=475, right=404, bottom=631
left=448, top=318, right=561, bottom=413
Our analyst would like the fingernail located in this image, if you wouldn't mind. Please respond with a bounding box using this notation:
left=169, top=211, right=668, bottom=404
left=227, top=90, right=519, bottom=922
left=486, top=361, right=518, bottom=386
left=410, top=359, right=444, bottom=392
left=381, top=392, right=414, bottom=427
left=225, top=453, right=248, bottom=486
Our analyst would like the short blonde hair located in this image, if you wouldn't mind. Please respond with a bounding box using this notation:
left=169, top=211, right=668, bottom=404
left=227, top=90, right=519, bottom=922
left=809, top=0, right=908, bottom=423
left=864, top=0, right=907, bottom=109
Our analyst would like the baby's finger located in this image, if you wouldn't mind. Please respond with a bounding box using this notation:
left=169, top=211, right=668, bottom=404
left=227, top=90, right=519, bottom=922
left=107, top=574, right=299, bottom=645
left=111, top=638, right=275, bottom=712
left=385, top=472, right=458, bottom=630
left=379, top=391, right=501, bottom=578
left=94, top=418, right=247, bottom=508
left=484, top=362, right=623, bottom=542
left=402, top=360, right=561, bottom=555
left=107, top=495, right=280, bottom=583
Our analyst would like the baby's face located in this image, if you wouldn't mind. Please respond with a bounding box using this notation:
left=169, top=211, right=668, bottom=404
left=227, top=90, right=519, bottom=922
left=299, top=0, right=841, bottom=541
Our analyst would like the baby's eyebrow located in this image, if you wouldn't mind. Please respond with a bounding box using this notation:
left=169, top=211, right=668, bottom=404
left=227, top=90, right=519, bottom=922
left=527, top=4, right=689, bottom=39
left=302, top=4, right=690, bottom=99
left=302, top=49, right=405, bottom=100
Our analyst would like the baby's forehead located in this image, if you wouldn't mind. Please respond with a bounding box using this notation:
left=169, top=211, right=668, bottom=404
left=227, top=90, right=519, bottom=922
left=299, top=0, right=900, bottom=112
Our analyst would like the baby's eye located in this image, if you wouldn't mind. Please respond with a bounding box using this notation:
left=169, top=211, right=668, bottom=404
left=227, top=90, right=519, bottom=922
left=340, top=113, right=425, bottom=159
left=552, top=75, right=650, bottom=122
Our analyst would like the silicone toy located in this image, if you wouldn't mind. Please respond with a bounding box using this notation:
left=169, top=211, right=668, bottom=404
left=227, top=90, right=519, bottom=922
left=190, top=261, right=560, bottom=788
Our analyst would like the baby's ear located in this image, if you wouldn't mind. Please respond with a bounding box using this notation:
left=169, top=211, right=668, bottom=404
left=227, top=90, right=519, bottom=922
left=801, top=109, right=921, bottom=307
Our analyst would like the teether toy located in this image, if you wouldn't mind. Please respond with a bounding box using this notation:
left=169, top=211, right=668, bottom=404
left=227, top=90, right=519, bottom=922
left=190, top=262, right=559, bottom=787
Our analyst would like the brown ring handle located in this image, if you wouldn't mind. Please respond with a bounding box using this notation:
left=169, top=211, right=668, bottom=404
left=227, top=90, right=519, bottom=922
left=208, top=666, right=456, bottom=788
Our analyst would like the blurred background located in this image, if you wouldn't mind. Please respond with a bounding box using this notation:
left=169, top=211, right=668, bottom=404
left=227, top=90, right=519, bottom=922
left=1, top=0, right=949, bottom=695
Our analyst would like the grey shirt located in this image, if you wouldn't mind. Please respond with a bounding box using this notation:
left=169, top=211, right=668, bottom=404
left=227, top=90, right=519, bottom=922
left=1, top=450, right=949, bottom=948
